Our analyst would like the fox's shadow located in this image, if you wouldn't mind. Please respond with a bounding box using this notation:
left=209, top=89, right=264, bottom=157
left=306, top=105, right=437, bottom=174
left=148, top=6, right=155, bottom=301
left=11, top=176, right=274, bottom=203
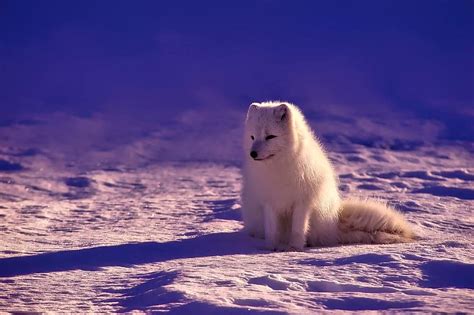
left=0, top=231, right=259, bottom=277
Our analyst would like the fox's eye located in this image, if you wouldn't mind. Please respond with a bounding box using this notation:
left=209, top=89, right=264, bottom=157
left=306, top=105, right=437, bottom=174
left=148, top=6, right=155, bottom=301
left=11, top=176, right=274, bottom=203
left=251, top=135, right=254, bottom=140
left=265, top=135, right=277, bottom=140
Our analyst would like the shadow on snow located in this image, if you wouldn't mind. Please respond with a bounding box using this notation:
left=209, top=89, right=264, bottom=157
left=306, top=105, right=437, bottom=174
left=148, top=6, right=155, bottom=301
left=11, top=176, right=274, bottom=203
left=0, top=231, right=259, bottom=278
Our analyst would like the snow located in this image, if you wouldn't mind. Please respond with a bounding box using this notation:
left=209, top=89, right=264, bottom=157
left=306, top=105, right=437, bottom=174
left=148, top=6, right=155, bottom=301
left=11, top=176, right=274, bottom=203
left=0, top=109, right=473, bottom=313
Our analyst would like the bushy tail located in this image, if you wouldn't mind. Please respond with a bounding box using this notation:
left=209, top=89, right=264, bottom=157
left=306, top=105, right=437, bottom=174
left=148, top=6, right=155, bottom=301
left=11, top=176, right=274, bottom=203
left=338, top=199, right=416, bottom=244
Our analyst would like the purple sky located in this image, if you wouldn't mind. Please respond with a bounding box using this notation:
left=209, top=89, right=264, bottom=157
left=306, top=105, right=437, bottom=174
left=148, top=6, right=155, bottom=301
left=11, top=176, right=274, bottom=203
left=1, top=1, right=473, bottom=140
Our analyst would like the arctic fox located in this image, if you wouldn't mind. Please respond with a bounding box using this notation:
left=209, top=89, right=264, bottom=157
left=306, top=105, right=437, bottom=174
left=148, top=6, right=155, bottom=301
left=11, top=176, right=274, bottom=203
left=241, top=101, right=415, bottom=251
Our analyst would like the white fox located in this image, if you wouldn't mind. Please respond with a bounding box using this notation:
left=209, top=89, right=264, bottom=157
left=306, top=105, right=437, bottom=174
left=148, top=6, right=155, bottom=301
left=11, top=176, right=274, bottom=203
left=241, top=101, right=415, bottom=251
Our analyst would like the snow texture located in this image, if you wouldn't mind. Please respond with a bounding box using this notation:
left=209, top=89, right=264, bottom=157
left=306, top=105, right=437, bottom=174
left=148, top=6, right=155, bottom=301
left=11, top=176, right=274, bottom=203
left=0, top=110, right=473, bottom=313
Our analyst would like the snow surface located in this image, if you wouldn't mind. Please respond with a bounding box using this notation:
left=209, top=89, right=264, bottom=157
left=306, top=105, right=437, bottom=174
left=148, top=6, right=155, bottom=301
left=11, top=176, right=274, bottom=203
left=0, top=110, right=473, bottom=313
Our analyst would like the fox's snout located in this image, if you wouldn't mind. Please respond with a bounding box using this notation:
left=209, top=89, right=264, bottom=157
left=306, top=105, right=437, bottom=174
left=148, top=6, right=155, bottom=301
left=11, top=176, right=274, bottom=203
left=250, top=151, right=258, bottom=159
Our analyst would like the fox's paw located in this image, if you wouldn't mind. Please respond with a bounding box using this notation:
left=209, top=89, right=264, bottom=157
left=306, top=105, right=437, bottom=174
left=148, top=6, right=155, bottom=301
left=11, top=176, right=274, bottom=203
left=264, top=242, right=279, bottom=252
left=285, top=243, right=305, bottom=252
left=289, top=234, right=306, bottom=251
left=264, top=243, right=304, bottom=252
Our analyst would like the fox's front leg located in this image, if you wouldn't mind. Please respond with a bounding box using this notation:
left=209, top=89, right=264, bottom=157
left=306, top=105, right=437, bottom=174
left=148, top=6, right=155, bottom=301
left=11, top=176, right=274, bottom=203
left=289, top=205, right=310, bottom=250
left=263, top=206, right=279, bottom=250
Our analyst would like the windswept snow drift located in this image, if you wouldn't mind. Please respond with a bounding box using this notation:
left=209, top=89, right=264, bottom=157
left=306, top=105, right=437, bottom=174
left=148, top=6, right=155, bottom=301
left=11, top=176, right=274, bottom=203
left=0, top=110, right=472, bottom=313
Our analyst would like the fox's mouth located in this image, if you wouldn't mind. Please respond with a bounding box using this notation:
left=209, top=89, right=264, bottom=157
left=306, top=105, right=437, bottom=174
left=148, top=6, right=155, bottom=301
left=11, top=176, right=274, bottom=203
left=254, top=154, right=275, bottom=161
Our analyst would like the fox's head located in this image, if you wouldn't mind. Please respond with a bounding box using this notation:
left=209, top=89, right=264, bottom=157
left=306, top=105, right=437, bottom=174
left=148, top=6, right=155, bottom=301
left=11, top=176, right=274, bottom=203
left=244, top=102, right=295, bottom=162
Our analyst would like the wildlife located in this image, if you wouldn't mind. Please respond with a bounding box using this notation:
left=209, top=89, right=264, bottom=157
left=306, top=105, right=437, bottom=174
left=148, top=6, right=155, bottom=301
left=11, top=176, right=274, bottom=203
left=241, top=101, right=415, bottom=251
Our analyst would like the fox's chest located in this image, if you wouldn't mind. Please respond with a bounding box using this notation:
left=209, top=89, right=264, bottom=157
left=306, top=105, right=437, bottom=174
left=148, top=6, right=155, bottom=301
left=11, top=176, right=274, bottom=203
left=251, top=167, right=312, bottom=210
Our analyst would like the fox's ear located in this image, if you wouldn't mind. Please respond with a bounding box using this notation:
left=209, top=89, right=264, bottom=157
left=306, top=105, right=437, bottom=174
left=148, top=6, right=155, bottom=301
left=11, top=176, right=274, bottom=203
left=248, top=103, right=259, bottom=111
left=274, top=103, right=289, bottom=122
left=246, top=103, right=259, bottom=119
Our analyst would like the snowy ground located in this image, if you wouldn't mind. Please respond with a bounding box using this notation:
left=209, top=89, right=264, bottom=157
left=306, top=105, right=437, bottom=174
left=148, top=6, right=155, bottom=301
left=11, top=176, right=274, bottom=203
left=0, top=111, right=473, bottom=313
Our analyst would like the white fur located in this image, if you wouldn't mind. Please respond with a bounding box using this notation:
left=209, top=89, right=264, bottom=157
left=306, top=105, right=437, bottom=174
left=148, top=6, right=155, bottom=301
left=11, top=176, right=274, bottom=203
left=241, top=101, right=415, bottom=251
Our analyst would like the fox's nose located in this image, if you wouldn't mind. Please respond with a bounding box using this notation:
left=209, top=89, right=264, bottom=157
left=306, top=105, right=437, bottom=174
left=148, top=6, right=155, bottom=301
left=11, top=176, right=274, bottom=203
left=250, top=151, right=258, bottom=159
